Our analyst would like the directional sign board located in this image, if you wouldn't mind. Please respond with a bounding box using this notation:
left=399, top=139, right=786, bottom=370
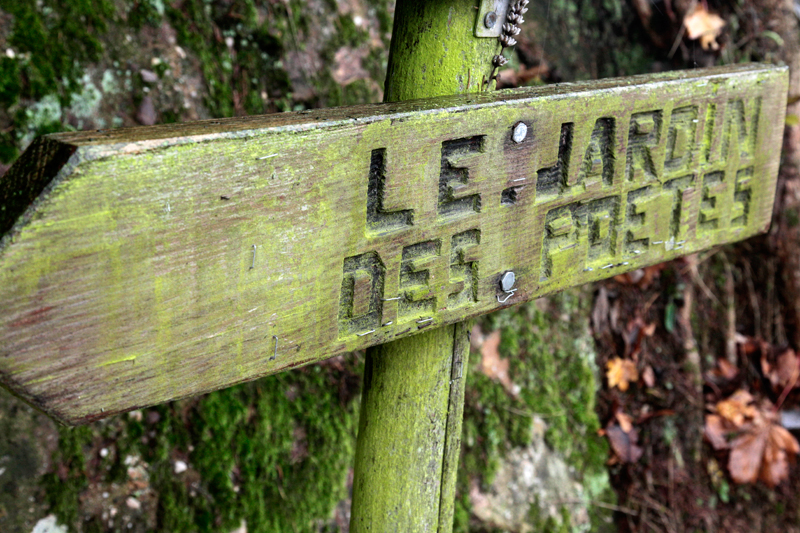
left=0, top=64, right=787, bottom=424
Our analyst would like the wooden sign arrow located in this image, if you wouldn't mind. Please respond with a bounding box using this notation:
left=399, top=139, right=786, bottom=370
left=0, top=63, right=787, bottom=424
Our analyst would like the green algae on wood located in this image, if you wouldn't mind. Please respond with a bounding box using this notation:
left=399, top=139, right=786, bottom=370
left=350, top=324, right=462, bottom=532
left=0, top=63, right=788, bottom=424
left=382, top=0, right=499, bottom=101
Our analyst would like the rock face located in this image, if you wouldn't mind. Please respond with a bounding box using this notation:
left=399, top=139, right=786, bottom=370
left=31, top=515, right=68, bottom=533
left=470, top=416, right=591, bottom=532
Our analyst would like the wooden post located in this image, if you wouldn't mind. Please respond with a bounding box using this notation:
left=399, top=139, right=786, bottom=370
left=350, top=2, right=495, bottom=531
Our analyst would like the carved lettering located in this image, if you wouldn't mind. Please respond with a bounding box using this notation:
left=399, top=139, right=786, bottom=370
left=576, top=117, right=616, bottom=190
left=339, top=252, right=385, bottom=336
left=586, top=196, right=620, bottom=262
left=626, top=110, right=663, bottom=182
left=335, top=69, right=779, bottom=338
left=704, top=98, right=762, bottom=166
left=721, top=98, right=761, bottom=161
left=537, top=119, right=616, bottom=200
left=663, top=175, right=698, bottom=241
left=439, top=136, right=484, bottom=220
left=702, top=102, right=717, bottom=164
left=367, top=148, right=414, bottom=234
left=501, top=187, right=520, bottom=206
left=399, top=240, right=441, bottom=322
left=664, top=106, right=699, bottom=175
left=732, top=167, right=753, bottom=227
left=625, top=185, right=666, bottom=253
left=699, top=170, right=728, bottom=232
left=540, top=196, right=620, bottom=280
left=540, top=206, right=578, bottom=281
left=624, top=175, right=696, bottom=254
left=536, top=123, right=573, bottom=199
left=448, top=229, right=480, bottom=309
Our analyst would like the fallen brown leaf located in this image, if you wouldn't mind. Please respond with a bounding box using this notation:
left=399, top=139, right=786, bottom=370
left=728, top=406, right=800, bottom=487
left=708, top=392, right=800, bottom=487
left=767, top=348, right=800, bottom=393
left=728, top=427, right=768, bottom=484
left=615, top=411, right=634, bottom=433
left=479, top=330, right=519, bottom=396
left=606, top=357, right=638, bottom=392
left=683, top=4, right=726, bottom=51
left=704, top=413, right=732, bottom=451
left=715, top=389, right=757, bottom=428
left=760, top=422, right=800, bottom=487
left=613, top=264, right=665, bottom=289
left=642, top=365, right=656, bottom=388
left=604, top=417, right=644, bottom=464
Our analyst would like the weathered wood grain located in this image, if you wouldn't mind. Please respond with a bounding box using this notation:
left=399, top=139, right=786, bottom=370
left=0, top=63, right=787, bottom=424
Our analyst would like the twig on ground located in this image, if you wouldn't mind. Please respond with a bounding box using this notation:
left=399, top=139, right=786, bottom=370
left=678, top=254, right=706, bottom=471
left=719, top=250, right=737, bottom=366
left=684, top=252, right=721, bottom=307
left=678, top=256, right=701, bottom=377
left=669, top=0, right=696, bottom=58
left=742, top=258, right=762, bottom=339
left=767, top=257, right=776, bottom=344
left=549, top=498, right=639, bottom=516
left=501, top=405, right=565, bottom=418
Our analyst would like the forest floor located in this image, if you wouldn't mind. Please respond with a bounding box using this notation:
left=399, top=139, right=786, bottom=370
left=2, top=0, right=800, bottom=532
left=573, top=0, right=800, bottom=531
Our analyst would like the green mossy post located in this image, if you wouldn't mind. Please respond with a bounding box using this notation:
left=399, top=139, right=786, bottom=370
left=350, top=2, right=496, bottom=531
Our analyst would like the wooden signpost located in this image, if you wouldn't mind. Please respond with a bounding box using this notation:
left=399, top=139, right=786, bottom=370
left=0, top=63, right=786, bottom=423
left=0, top=1, right=788, bottom=531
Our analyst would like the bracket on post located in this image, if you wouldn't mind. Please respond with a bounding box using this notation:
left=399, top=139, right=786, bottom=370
left=475, top=0, right=512, bottom=37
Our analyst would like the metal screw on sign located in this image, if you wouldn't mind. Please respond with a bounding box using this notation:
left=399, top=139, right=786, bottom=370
left=498, top=271, right=518, bottom=303
left=484, top=11, right=498, bottom=29
left=501, top=271, right=516, bottom=292
left=512, top=122, right=527, bottom=143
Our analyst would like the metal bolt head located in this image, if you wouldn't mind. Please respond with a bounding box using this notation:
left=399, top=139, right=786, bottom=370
left=500, top=271, right=516, bottom=292
left=512, top=122, right=527, bottom=143
left=484, top=11, right=498, bottom=29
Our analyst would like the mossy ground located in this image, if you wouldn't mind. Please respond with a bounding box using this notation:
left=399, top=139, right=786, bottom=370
left=40, top=360, right=362, bottom=533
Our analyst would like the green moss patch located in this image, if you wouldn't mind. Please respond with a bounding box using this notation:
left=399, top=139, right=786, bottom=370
left=456, top=288, right=612, bottom=532
left=42, top=358, right=362, bottom=532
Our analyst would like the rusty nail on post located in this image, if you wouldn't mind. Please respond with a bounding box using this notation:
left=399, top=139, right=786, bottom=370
left=484, top=11, right=497, bottom=29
